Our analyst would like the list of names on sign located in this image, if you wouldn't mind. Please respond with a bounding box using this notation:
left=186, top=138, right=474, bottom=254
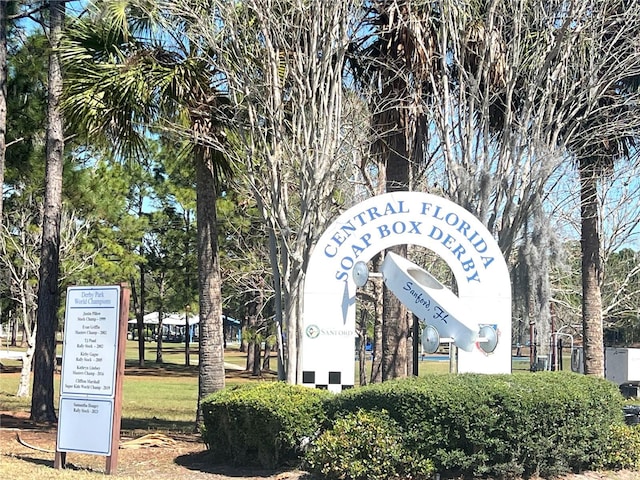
left=60, top=286, right=121, bottom=397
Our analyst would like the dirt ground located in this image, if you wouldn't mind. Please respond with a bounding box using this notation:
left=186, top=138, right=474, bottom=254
left=1, top=410, right=638, bottom=480
left=2, top=410, right=639, bottom=480
left=0, top=410, right=306, bottom=479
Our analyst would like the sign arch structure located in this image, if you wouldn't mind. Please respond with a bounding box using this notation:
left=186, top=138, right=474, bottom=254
left=301, top=191, right=511, bottom=392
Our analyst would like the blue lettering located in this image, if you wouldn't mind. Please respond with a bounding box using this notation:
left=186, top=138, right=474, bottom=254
left=456, top=220, right=472, bottom=238
left=360, top=233, right=372, bottom=248
left=420, top=202, right=434, bottom=215
left=339, top=221, right=357, bottom=238
left=428, top=225, right=443, bottom=241
left=461, top=258, right=476, bottom=272
left=432, top=205, right=445, bottom=221
left=451, top=244, right=467, bottom=261
left=466, top=271, right=480, bottom=282
left=445, top=212, right=459, bottom=226
left=473, top=238, right=488, bottom=254
left=340, top=257, right=354, bottom=270
left=402, top=281, right=432, bottom=309
left=324, top=244, right=338, bottom=258
left=335, top=271, right=348, bottom=281
left=481, top=256, right=494, bottom=268
left=353, top=211, right=368, bottom=226
left=440, top=234, right=456, bottom=250
left=408, top=221, right=422, bottom=234
left=392, top=221, right=406, bottom=234
left=366, top=206, right=383, bottom=222
left=378, top=224, right=391, bottom=238
left=384, top=202, right=398, bottom=215
left=331, top=230, right=347, bottom=247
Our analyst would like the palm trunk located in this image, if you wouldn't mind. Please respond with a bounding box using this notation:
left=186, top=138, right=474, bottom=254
left=382, top=132, right=410, bottom=380
left=370, top=254, right=383, bottom=383
left=580, top=159, right=604, bottom=377
left=358, top=309, right=367, bottom=386
left=195, top=151, right=225, bottom=426
left=31, top=0, right=65, bottom=423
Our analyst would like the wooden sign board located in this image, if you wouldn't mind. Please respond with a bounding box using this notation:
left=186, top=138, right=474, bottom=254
left=56, top=285, right=129, bottom=473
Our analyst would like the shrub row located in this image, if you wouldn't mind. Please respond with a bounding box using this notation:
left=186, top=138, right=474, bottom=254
left=200, top=373, right=633, bottom=478
left=327, top=372, right=623, bottom=478
left=200, top=382, right=332, bottom=468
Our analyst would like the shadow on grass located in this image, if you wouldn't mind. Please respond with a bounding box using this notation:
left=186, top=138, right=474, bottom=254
left=124, top=360, right=199, bottom=377
left=123, top=360, right=280, bottom=384
left=9, top=455, right=54, bottom=468
left=174, top=450, right=314, bottom=479
left=9, top=454, right=106, bottom=474
left=121, top=416, right=198, bottom=434
left=0, top=412, right=57, bottom=431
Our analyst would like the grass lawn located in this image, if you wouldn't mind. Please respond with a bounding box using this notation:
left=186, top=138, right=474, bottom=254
left=0, top=338, right=575, bottom=430
left=1, top=340, right=637, bottom=480
left=0, top=341, right=264, bottom=431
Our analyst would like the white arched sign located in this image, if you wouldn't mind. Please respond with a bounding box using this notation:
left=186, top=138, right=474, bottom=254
left=301, top=192, right=511, bottom=392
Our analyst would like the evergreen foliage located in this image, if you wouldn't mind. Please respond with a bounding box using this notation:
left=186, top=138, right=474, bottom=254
left=200, top=382, right=332, bottom=469
left=200, top=374, right=632, bottom=478
left=304, top=408, right=434, bottom=480
left=326, top=373, right=624, bottom=478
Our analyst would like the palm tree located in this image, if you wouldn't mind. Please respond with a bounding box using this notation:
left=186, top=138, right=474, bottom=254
left=570, top=96, right=639, bottom=376
left=348, top=0, right=436, bottom=380
left=62, top=0, right=231, bottom=423
left=561, top=4, right=640, bottom=376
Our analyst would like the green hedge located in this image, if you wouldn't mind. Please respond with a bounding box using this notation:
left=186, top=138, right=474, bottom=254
left=200, top=382, right=332, bottom=468
left=596, top=423, right=640, bottom=470
left=325, top=372, right=624, bottom=478
left=304, top=408, right=435, bottom=480
left=199, top=374, right=628, bottom=478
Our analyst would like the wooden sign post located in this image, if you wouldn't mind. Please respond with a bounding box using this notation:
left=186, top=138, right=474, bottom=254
left=55, top=284, right=130, bottom=474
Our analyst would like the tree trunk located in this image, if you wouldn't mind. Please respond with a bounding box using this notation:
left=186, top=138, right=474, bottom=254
left=17, top=328, right=36, bottom=397
left=0, top=0, right=7, bottom=228
left=382, top=133, right=410, bottom=380
left=245, top=291, right=260, bottom=374
left=370, top=254, right=383, bottom=383
left=10, top=315, right=17, bottom=346
left=251, top=341, right=261, bottom=375
left=184, top=309, right=191, bottom=367
left=580, top=159, right=604, bottom=377
left=195, top=151, right=225, bottom=426
left=30, top=0, right=65, bottom=423
left=358, top=309, right=367, bottom=386
left=382, top=247, right=409, bottom=380
left=156, top=307, right=164, bottom=364
left=138, top=259, right=146, bottom=366
left=376, top=0, right=412, bottom=380
left=262, top=342, right=272, bottom=371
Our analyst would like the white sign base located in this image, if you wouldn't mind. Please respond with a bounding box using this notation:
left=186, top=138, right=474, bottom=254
left=57, top=397, right=115, bottom=455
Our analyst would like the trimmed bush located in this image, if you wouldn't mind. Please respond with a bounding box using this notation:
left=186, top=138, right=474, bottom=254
left=596, top=423, right=640, bottom=471
left=200, top=382, right=332, bottom=468
left=326, top=372, right=624, bottom=478
left=304, top=408, right=434, bottom=480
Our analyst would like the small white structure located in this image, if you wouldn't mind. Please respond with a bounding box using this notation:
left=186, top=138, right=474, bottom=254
left=605, top=347, right=640, bottom=385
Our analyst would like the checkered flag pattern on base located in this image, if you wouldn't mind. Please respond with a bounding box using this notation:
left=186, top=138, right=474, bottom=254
left=302, top=370, right=354, bottom=391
